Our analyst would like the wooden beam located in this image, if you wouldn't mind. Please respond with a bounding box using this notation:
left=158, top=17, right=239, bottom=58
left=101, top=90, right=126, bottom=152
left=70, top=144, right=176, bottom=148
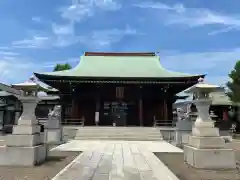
left=44, top=79, right=198, bottom=84
left=139, top=86, right=143, bottom=126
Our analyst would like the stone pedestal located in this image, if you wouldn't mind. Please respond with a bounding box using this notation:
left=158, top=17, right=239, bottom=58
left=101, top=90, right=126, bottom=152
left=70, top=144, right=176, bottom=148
left=184, top=99, right=236, bottom=169
left=175, top=119, right=193, bottom=146
left=0, top=97, right=47, bottom=166
left=45, top=105, right=62, bottom=145
left=45, top=119, right=62, bottom=145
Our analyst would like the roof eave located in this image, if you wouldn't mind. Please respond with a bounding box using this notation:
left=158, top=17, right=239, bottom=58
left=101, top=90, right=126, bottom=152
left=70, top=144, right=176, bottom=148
left=34, top=72, right=205, bottom=81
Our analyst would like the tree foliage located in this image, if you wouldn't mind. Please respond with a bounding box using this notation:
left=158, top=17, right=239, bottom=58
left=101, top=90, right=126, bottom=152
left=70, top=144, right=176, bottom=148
left=226, top=60, right=240, bottom=102
left=53, top=63, right=72, bottom=71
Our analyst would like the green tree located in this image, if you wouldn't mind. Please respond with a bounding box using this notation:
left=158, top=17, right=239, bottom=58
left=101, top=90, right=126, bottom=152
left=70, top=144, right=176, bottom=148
left=226, top=60, right=240, bottom=102
left=53, top=63, right=72, bottom=71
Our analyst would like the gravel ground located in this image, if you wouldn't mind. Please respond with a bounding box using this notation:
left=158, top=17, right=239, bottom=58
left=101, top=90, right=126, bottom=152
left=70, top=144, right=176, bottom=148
left=155, top=141, right=240, bottom=180
left=0, top=151, right=80, bottom=180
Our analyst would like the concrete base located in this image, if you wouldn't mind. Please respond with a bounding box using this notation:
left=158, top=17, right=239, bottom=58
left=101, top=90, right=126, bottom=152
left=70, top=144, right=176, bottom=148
left=0, top=144, right=47, bottom=166
left=192, top=126, right=220, bottom=137
left=13, top=125, right=41, bottom=134
left=184, top=145, right=236, bottom=169
left=188, top=136, right=225, bottom=148
left=46, top=128, right=62, bottom=145
left=46, top=120, right=60, bottom=129
left=5, top=133, right=44, bottom=146
left=175, top=120, right=193, bottom=146
left=175, top=130, right=191, bottom=146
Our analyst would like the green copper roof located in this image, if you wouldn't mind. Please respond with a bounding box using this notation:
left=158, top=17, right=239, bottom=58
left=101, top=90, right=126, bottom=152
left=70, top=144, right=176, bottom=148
left=210, top=91, right=232, bottom=106
left=35, top=53, right=202, bottom=78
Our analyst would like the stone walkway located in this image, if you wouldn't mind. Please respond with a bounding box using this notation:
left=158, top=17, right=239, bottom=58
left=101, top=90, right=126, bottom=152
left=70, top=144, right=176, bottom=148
left=52, top=140, right=183, bottom=153
left=52, top=141, right=180, bottom=180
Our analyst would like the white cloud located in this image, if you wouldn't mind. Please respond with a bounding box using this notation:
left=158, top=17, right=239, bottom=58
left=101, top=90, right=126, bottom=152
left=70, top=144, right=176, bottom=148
left=0, top=52, right=80, bottom=84
left=12, top=36, right=51, bottom=49
left=0, top=46, right=11, bottom=50
left=94, top=0, right=121, bottom=10
left=12, top=25, right=139, bottom=49
left=52, top=23, right=75, bottom=35
left=0, top=58, right=40, bottom=84
left=160, top=48, right=240, bottom=85
left=60, top=4, right=93, bottom=22
left=79, top=26, right=139, bottom=48
left=51, top=22, right=78, bottom=47
left=134, top=1, right=240, bottom=35
left=12, top=34, right=79, bottom=49
left=0, top=50, right=43, bottom=83
left=0, top=51, right=19, bottom=56
left=59, top=0, right=121, bottom=22
left=32, top=16, right=41, bottom=22
left=12, top=0, right=124, bottom=49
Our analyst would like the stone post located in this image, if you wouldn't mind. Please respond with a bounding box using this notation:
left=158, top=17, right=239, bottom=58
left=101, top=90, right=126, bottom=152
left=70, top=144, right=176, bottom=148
left=184, top=78, right=236, bottom=169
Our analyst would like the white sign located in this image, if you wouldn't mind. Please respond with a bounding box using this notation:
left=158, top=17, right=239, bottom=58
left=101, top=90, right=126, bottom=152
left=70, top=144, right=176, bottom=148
left=95, top=112, right=99, bottom=123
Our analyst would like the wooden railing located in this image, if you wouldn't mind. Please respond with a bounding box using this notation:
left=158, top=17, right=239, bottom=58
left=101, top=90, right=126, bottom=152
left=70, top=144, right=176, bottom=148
left=37, top=117, right=85, bottom=126
left=37, top=117, right=48, bottom=125
left=153, top=117, right=176, bottom=127
left=61, top=118, right=85, bottom=126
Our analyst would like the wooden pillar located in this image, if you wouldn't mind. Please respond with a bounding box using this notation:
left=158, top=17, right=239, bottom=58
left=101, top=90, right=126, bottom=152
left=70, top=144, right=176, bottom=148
left=167, top=102, right=173, bottom=121
left=95, top=85, right=100, bottom=126
left=71, top=98, right=75, bottom=118
left=163, top=86, right=168, bottom=125
left=164, top=100, right=168, bottom=120
left=70, top=83, right=75, bottom=118
left=96, top=85, right=100, bottom=112
left=139, top=86, right=143, bottom=126
left=60, top=95, right=65, bottom=124
left=61, top=103, right=65, bottom=124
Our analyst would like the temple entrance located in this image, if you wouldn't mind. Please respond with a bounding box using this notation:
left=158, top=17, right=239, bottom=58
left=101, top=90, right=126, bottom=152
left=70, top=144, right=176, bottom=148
left=99, top=101, right=138, bottom=126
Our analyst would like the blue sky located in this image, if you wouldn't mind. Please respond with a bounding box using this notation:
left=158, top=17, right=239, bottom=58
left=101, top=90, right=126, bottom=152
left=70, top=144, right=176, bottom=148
left=0, top=0, right=239, bottom=85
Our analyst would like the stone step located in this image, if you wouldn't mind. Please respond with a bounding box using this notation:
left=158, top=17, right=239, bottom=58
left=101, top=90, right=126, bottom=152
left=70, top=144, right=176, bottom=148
left=74, top=127, right=163, bottom=141
left=74, top=129, right=160, bottom=133
left=74, top=127, right=159, bottom=130
left=75, top=136, right=162, bottom=140
left=75, top=129, right=159, bottom=132
left=74, top=136, right=162, bottom=141
left=75, top=133, right=161, bottom=137
left=75, top=131, right=161, bottom=134
left=0, top=140, right=5, bottom=146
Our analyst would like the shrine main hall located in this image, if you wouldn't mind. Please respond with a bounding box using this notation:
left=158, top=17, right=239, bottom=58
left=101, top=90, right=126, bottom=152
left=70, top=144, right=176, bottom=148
left=34, top=52, right=203, bottom=126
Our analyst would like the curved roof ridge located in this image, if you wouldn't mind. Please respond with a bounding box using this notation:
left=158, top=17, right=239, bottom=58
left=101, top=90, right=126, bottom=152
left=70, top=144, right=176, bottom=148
left=84, top=52, right=156, bottom=56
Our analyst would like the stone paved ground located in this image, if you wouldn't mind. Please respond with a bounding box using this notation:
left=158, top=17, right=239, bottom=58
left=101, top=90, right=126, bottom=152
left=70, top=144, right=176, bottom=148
left=0, top=151, right=80, bottom=180
left=155, top=141, right=240, bottom=180
left=52, top=141, right=180, bottom=180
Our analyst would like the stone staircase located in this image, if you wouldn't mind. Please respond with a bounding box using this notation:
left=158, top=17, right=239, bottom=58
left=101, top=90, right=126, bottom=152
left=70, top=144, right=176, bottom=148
left=74, top=127, right=163, bottom=141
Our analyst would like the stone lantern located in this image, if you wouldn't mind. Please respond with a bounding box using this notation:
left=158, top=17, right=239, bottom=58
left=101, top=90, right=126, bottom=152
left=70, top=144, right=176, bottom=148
left=184, top=77, right=236, bottom=169
left=0, top=79, right=58, bottom=166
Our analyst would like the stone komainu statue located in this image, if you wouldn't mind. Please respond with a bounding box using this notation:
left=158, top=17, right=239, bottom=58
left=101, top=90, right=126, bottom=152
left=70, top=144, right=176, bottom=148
left=176, top=108, right=185, bottom=121
left=48, top=105, right=61, bottom=121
